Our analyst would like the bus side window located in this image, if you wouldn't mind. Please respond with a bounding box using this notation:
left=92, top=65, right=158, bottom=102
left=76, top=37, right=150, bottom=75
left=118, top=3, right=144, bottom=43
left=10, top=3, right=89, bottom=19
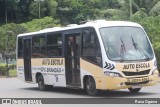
left=46, top=33, right=62, bottom=57
left=32, top=35, right=46, bottom=57
left=94, top=35, right=102, bottom=65
left=82, top=28, right=102, bottom=66
left=82, top=29, right=94, bottom=56
left=18, top=38, right=23, bottom=58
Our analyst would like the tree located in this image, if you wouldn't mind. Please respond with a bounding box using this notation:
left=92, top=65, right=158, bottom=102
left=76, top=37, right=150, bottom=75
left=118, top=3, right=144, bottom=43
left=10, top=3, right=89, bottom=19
left=56, top=0, right=82, bottom=24
left=0, top=23, right=27, bottom=57
left=28, top=0, right=58, bottom=20
left=45, top=0, right=58, bottom=18
left=149, top=0, right=160, bottom=15
left=1, top=0, right=19, bottom=23
left=21, top=17, right=61, bottom=32
left=125, top=0, right=160, bottom=16
left=28, top=1, right=44, bottom=20
left=17, top=0, right=33, bottom=22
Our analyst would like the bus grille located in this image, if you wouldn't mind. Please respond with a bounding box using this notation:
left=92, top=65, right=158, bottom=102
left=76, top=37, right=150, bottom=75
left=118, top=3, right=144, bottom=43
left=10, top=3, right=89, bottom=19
left=125, top=81, right=149, bottom=85
left=122, top=69, right=150, bottom=76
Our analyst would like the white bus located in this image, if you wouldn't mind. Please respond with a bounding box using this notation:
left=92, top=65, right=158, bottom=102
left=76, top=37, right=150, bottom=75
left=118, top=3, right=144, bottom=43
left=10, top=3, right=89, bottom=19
left=17, top=20, right=159, bottom=95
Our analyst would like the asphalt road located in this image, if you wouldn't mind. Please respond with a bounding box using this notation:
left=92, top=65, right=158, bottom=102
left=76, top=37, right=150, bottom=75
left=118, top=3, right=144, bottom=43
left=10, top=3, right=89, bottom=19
left=0, top=77, right=160, bottom=107
left=0, top=77, right=160, bottom=98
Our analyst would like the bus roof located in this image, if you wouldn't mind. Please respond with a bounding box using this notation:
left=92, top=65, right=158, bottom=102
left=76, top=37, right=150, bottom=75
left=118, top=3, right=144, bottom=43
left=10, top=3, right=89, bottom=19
left=17, top=20, right=142, bottom=37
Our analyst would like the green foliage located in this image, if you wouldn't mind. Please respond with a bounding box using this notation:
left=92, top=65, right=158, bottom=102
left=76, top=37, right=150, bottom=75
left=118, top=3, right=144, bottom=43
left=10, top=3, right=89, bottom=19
left=131, top=9, right=148, bottom=22
left=21, top=17, right=61, bottom=32
left=0, top=64, right=16, bottom=76
left=0, top=23, right=27, bottom=54
left=133, top=16, right=160, bottom=43
left=28, top=2, right=40, bottom=19
left=9, top=69, right=17, bottom=77
left=102, top=9, right=127, bottom=20
left=0, top=17, right=60, bottom=58
left=0, top=0, right=160, bottom=69
left=131, top=13, right=160, bottom=69
left=149, top=1, right=160, bottom=15
left=28, top=0, right=58, bottom=20
left=45, top=0, right=58, bottom=18
left=154, top=44, right=160, bottom=69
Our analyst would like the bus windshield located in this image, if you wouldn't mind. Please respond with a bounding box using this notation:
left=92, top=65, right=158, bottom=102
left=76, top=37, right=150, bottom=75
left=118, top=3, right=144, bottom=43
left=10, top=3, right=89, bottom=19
left=100, top=27, right=154, bottom=61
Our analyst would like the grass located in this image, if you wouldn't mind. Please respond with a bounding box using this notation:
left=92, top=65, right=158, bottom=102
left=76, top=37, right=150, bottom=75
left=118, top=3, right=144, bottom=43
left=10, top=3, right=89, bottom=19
left=0, top=69, right=17, bottom=78
left=9, top=69, right=17, bottom=77
left=0, top=63, right=17, bottom=77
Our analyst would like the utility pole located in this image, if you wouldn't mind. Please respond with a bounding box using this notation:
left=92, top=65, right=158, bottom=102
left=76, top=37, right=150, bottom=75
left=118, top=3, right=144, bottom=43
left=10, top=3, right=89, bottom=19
left=129, top=0, right=133, bottom=20
left=34, top=0, right=44, bottom=29
left=38, top=1, right=41, bottom=19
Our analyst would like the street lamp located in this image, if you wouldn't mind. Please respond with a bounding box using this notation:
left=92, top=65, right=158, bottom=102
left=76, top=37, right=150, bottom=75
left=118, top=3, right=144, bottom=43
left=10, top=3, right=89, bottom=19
left=34, top=0, right=44, bottom=19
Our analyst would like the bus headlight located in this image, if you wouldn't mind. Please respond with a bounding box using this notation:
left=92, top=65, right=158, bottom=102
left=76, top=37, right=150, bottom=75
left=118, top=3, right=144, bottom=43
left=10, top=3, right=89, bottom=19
left=151, top=69, right=159, bottom=75
left=104, top=71, right=122, bottom=77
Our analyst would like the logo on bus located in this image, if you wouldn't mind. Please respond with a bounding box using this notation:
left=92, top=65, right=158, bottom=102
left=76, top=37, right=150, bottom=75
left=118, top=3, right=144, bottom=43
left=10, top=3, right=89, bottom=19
left=123, top=63, right=150, bottom=70
left=42, top=59, right=63, bottom=65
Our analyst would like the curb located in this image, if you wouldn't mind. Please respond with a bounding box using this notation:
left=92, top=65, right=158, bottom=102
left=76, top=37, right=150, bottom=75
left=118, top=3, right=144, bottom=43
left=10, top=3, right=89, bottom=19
left=0, top=76, right=17, bottom=78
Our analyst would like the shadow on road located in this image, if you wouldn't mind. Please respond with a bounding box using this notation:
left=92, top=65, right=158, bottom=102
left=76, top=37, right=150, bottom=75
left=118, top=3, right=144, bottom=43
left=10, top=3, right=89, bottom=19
left=20, top=87, right=157, bottom=98
left=97, top=90, right=157, bottom=98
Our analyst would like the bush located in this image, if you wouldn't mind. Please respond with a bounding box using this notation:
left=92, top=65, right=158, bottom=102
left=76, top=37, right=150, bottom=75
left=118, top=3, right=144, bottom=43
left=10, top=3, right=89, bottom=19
left=0, top=65, right=6, bottom=75
left=131, top=14, right=160, bottom=72
left=0, top=64, right=16, bottom=76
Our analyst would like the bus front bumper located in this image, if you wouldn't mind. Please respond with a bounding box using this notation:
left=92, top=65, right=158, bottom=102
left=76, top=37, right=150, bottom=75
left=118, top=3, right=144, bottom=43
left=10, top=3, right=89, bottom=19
left=97, top=72, right=159, bottom=90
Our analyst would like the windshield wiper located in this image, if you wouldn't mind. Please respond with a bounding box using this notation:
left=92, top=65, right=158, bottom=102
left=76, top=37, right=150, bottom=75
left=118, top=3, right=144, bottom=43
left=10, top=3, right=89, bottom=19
left=131, top=36, right=150, bottom=60
left=120, top=37, right=126, bottom=62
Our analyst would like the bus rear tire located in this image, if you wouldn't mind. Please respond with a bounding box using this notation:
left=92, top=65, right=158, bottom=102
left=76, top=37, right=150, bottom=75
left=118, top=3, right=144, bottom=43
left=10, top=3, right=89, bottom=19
left=85, top=77, right=98, bottom=96
left=37, top=74, right=47, bottom=91
left=128, top=88, right=141, bottom=93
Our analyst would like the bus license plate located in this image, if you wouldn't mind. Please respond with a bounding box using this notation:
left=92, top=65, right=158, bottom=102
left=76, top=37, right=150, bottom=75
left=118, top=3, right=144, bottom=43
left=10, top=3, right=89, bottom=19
left=127, top=77, right=149, bottom=83
left=132, top=85, right=141, bottom=89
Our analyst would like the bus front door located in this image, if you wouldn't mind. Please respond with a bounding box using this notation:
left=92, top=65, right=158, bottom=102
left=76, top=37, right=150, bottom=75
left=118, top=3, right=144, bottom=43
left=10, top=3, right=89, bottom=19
left=65, top=34, right=81, bottom=86
left=23, top=39, right=32, bottom=81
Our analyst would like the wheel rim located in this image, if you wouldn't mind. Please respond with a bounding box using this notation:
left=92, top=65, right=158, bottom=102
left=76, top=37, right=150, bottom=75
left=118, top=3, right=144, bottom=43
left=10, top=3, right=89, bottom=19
left=86, top=77, right=96, bottom=94
left=38, top=76, right=44, bottom=89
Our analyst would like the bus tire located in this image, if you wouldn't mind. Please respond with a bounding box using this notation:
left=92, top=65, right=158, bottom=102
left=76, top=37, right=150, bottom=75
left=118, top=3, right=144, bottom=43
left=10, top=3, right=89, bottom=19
left=85, top=76, right=98, bottom=96
left=37, top=74, right=47, bottom=91
left=128, top=88, right=141, bottom=93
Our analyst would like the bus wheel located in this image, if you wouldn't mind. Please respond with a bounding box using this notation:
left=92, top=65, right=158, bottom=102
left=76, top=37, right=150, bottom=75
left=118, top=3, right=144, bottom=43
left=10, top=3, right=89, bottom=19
left=128, top=88, right=141, bottom=93
left=37, top=75, right=46, bottom=91
left=85, top=77, right=98, bottom=96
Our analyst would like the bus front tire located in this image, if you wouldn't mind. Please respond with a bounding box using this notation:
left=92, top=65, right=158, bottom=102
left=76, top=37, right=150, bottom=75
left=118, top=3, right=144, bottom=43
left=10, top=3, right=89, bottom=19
left=128, top=88, right=141, bottom=93
left=85, top=77, right=98, bottom=96
left=37, top=75, right=47, bottom=91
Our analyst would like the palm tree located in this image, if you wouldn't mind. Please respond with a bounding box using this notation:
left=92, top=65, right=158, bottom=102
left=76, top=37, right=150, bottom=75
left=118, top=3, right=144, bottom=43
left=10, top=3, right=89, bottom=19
left=118, top=0, right=160, bottom=19
left=149, top=0, right=160, bottom=15
left=130, top=0, right=160, bottom=15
